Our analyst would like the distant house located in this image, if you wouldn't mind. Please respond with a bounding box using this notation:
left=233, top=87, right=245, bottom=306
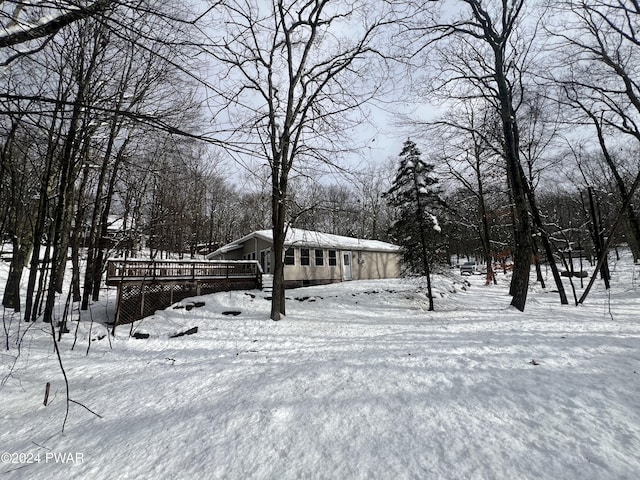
left=207, top=228, right=402, bottom=288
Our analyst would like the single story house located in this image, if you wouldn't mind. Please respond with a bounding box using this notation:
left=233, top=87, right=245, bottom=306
left=207, top=228, right=402, bottom=288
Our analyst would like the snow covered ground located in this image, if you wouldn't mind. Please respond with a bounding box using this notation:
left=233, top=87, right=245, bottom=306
left=1, top=252, right=639, bottom=479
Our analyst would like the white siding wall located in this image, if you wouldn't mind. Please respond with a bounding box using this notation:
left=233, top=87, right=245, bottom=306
left=283, top=247, right=401, bottom=282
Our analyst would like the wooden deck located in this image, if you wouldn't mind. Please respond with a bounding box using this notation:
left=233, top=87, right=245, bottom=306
left=106, top=259, right=261, bottom=285
left=106, top=259, right=263, bottom=326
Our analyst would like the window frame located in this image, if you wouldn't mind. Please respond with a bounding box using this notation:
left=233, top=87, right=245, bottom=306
left=284, top=247, right=295, bottom=266
left=300, top=248, right=310, bottom=266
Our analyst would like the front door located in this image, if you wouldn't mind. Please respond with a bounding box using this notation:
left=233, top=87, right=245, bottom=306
left=343, top=251, right=352, bottom=280
left=260, top=249, right=272, bottom=274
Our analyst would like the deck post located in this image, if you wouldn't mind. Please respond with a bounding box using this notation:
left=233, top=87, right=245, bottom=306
left=115, top=285, right=122, bottom=326
left=140, top=283, right=145, bottom=317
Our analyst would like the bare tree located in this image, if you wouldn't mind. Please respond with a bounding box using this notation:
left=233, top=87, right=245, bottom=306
left=1, top=124, right=41, bottom=310
left=202, top=0, right=396, bottom=320
left=513, top=90, right=569, bottom=303
left=548, top=0, right=640, bottom=262
left=409, top=1, right=539, bottom=310
left=2, top=0, right=207, bottom=324
left=426, top=100, right=503, bottom=284
left=353, top=165, right=395, bottom=241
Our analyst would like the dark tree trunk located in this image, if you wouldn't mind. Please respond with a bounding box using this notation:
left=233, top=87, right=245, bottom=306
left=91, top=142, right=128, bottom=301
left=270, top=199, right=286, bottom=320
left=532, top=239, right=545, bottom=289
left=24, top=151, right=55, bottom=322
left=23, top=93, right=67, bottom=322
left=2, top=237, right=31, bottom=311
left=2, top=148, right=35, bottom=311
left=420, top=230, right=434, bottom=311
left=70, top=236, right=82, bottom=303
left=520, top=164, right=568, bottom=304
left=32, top=243, right=52, bottom=321
left=415, top=175, right=435, bottom=311
left=54, top=175, right=78, bottom=294
left=270, top=149, right=289, bottom=321
left=493, top=44, right=533, bottom=311
left=43, top=42, right=97, bottom=321
left=70, top=159, right=93, bottom=303
left=476, top=151, right=496, bottom=285
left=587, top=187, right=611, bottom=289
left=43, top=112, right=82, bottom=323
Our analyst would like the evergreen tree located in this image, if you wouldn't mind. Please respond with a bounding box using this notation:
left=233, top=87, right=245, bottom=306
left=384, top=139, right=442, bottom=311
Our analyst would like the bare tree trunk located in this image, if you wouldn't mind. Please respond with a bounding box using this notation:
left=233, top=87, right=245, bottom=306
left=24, top=136, right=57, bottom=322
left=3, top=237, right=33, bottom=311
left=32, top=243, right=52, bottom=321
left=520, top=163, right=568, bottom=304
left=270, top=158, right=288, bottom=321
left=532, top=239, right=545, bottom=289
left=494, top=44, right=533, bottom=311
left=91, top=140, right=129, bottom=301
left=2, top=136, right=36, bottom=311
left=54, top=172, right=78, bottom=294
left=70, top=158, right=94, bottom=303
left=43, top=99, right=84, bottom=323
left=418, top=208, right=434, bottom=311
left=587, top=187, right=610, bottom=289
left=431, top=1, right=533, bottom=309
left=70, top=236, right=82, bottom=303
left=476, top=152, right=496, bottom=285
left=81, top=162, right=109, bottom=309
left=0, top=0, right=117, bottom=48
left=44, top=28, right=101, bottom=321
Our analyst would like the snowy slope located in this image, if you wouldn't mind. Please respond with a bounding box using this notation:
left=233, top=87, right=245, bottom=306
left=1, top=255, right=639, bottom=479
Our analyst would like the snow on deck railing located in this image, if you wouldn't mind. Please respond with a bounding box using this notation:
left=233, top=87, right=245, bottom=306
left=106, top=259, right=262, bottom=284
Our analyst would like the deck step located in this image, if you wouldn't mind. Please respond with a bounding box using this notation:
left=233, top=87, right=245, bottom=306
left=262, top=274, right=274, bottom=293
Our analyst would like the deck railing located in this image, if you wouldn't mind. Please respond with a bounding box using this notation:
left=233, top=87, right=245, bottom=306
left=106, top=259, right=263, bottom=326
left=106, top=259, right=262, bottom=285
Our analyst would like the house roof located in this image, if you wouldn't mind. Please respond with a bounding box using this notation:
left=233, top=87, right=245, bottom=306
left=106, top=215, right=124, bottom=232
left=208, top=228, right=401, bottom=258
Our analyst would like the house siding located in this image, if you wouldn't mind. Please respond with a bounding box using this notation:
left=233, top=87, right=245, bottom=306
left=284, top=248, right=343, bottom=285
left=208, top=229, right=402, bottom=287
left=352, top=250, right=401, bottom=280
left=282, top=248, right=401, bottom=283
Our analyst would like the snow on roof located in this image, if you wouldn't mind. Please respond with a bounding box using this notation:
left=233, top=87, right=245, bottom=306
left=213, top=243, right=244, bottom=255
left=208, top=228, right=400, bottom=258
left=107, top=215, right=124, bottom=232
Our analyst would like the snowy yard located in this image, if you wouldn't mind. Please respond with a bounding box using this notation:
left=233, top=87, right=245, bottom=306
left=1, top=255, right=640, bottom=479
